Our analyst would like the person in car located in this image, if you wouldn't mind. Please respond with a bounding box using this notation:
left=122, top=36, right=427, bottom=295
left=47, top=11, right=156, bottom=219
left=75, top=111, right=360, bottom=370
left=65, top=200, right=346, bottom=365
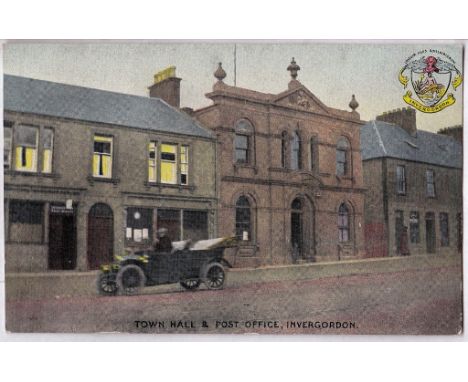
left=153, top=227, right=173, bottom=252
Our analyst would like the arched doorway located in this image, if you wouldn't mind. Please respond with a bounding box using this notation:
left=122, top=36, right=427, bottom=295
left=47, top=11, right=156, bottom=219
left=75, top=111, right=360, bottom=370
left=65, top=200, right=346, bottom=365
left=87, top=203, right=114, bottom=270
left=290, top=197, right=315, bottom=262
left=291, top=198, right=303, bottom=261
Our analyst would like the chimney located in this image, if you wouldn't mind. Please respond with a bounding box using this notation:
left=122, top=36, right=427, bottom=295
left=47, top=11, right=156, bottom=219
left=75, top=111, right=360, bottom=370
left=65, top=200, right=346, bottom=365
left=438, top=125, right=463, bottom=143
left=148, top=66, right=181, bottom=108
left=376, top=107, right=417, bottom=137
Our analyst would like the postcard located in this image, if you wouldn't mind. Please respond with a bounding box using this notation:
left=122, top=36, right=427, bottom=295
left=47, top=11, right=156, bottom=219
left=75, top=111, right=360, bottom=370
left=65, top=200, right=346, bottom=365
left=2, top=41, right=463, bottom=334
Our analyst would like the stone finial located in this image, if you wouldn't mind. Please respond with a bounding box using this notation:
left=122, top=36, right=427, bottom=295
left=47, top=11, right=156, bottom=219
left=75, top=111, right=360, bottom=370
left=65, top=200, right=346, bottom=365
left=349, top=94, right=359, bottom=111
left=214, top=62, right=226, bottom=82
left=287, top=57, right=300, bottom=79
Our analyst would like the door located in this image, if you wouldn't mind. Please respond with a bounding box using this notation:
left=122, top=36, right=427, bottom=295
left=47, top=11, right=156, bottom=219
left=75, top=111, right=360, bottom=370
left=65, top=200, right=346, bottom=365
left=291, top=198, right=303, bottom=260
left=425, top=213, right=436, bottom=254
left=48, top=211, right=77, bottom=270
left=87, top=203, right=114, bottom=270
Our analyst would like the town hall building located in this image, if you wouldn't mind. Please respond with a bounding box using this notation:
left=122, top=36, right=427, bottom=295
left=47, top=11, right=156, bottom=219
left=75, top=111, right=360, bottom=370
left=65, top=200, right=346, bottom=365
left=193, top=59, right=366, bottom=267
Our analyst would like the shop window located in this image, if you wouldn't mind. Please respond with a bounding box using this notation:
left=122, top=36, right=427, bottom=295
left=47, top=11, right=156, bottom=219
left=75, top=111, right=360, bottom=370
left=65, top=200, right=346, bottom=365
left=336, top=137, right=350, bottom=176
left=183, top=210, right=208, bottom=241
left=291, top=131, right=301, bottom=170
left=93, top=135, right=113, bottom=178
left=440, top=213, right=449, bottom=247
left=426, top=169, right=435, bottom=197
left=338, top=203, right=350, bottom=242
left=126, top=208, right=153, bottom=243
left=396, top=165, right=406, bottom=195
left=14, top=124, right=38, bottom=172
left=148, top=141, right=157, bottom=182
left=409, top=211, right=420, bottom=244
left=42, top=128, right=54, bottom=173
left=157, top=209, right=181, bottom=241
left=180, top=145, right=189, bottom=185
left=4, top=121, right=12, bottom=169
left=160, top=144, right=177, bottom=184
left=9, top=200, right=43, bottom=243
left=235, top=196, right=252, bottom=241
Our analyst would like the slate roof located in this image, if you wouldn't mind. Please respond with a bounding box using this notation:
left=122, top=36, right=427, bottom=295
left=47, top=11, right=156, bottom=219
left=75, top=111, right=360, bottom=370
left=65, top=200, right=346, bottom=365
left=3, top=74, right=213, bottom=139
left=360, top=120, right=462, bottom=169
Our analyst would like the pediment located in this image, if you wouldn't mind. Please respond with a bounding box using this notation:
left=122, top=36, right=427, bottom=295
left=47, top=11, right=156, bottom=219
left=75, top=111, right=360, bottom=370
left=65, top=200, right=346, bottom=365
left=273, top=86, right=330, bottom=115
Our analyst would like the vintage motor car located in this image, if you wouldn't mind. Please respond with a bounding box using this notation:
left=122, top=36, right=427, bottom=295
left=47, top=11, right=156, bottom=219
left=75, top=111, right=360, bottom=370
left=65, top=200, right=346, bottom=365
left=97, top=237, right=236, bottom=296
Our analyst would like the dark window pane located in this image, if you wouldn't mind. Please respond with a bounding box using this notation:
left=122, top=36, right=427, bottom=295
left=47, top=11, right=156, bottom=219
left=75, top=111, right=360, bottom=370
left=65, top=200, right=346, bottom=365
left=235, top=197, right=251, bottom=239
left=94, top=141, right=111, bottom=154
left=410, top=211, right=420, bottom=243
left=9, top=200, right=43, bottom=224
left=183, top=210, right=208, bottom=241
left=127, top=208, right=152, bottom=229
left=43, top=128, right=54, bottom=149
left=235, top=148, right=248, bottom=163
left=157, top=209, right=181, bottom=241
left=161, top=152, right=176, bottom=161
left=14, top=125, right=37, bottom=146
left=440, top=213, right=449, bottom=247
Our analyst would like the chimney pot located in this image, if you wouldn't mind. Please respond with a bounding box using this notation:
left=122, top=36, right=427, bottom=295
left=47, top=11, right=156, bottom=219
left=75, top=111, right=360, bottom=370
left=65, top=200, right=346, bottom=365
left=149, top=66, right=181, bottom=108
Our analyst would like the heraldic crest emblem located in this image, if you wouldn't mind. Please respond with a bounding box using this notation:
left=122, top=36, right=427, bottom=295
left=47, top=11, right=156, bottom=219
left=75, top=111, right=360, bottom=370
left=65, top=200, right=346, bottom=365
left=399, top=51, right=463, bottom=113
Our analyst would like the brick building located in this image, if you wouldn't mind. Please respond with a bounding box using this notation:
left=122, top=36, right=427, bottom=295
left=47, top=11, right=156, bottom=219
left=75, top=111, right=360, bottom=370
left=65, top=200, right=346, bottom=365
left=361, top=108, right=462, bottom=258
left=193, top=60, right=366, bottom=267
left=3, top=72, right=217, bottom=272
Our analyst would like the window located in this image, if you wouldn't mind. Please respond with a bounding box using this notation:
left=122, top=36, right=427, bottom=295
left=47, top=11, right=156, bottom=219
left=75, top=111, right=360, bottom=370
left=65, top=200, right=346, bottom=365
left=126, top=208, right=153, bottom=243
left=14, top=124, right=38, bottom=172
left=183, top=210, right=208, bottom=241
left=235, top=134, right=249, bottom=163
left=396, top=165, right=406, bottom=195
left=160, top=144, right=177, bottom=184
left=42, top=128, right=54, bottom=173
left=395, top=210, right=404, bottom=246
left=310, top=137, right=317, bottom=171
left=338, top=203, right=350, bottom=242
left=9, top=200, right=43, bottom=243
left=426, top=169, right=435, bottom=197
left=234, top=119, right=254, bottom=164
left=235, top=196, right=251, bottom=241
left=291, top=131, right=301, bottom=170
left=440, top=213, right=449, bottom=247
left=93, top=135, right=113, bottom=178
left=157, top=209, right=181, bottom=241
left=281, top=131, right=288, bottom=168
left=4, top=121, right=13, bottom=169
left=336, top=137, right=349, bottom=176
left=409, top=211, right=420, bottom=244
left=148, top=141, right=157, bottom=182
left=180, top=145, right=189, bottom=185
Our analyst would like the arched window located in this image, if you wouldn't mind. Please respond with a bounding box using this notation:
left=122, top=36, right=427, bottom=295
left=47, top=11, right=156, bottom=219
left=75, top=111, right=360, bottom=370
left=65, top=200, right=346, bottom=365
left=310, top=136, right=318, bottom=172
left=336, top=137, right=350, bottom=176
left=234, top=119, right=254, bottom=164
left=291, top=131, right=301, bottom=170
left=235, top=196, right=252, bottom=241
left=338, top=203, right=350, bottom=242
left=281, top=131, right=288, bottom=168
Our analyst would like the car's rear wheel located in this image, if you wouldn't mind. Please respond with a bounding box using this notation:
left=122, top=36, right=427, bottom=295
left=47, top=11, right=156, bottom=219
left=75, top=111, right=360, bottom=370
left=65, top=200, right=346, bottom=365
left=97, top=272, right=118, bottom=296
left=116, top=264, right=146, bottom=295
left=204, top=263, right=225, bottom=290
left=180, top=279, right=201, bottom=290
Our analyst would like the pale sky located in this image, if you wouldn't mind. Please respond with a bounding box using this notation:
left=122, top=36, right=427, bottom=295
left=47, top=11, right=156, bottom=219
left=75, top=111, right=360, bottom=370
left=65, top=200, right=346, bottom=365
left=2, top=41, right=463, bottom=133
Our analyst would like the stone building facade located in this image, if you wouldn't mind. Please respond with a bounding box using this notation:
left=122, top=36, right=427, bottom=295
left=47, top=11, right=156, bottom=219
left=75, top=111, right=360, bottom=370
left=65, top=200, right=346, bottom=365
left=361, top=108, right=462, bottom=258
left=4, top=73, right=217, bottom=272
left=193, top=60, right=366, bottom=267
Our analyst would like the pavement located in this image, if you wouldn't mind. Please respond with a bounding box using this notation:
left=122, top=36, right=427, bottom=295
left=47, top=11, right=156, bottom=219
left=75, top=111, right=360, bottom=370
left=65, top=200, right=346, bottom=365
left=5, top=253, right=462, bottom=300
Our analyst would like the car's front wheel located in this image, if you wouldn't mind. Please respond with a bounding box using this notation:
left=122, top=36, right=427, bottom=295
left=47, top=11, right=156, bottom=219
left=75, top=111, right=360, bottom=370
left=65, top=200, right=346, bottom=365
left=116, top=264, right=146, bottom=295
